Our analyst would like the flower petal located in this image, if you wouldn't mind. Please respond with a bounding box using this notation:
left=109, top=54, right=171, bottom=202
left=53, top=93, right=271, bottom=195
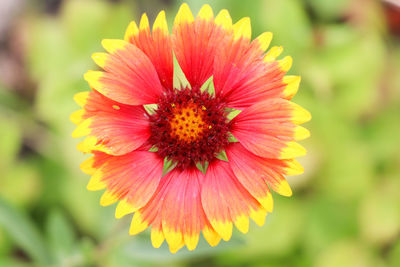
left=215, top=9, right=233, bottom=31
left=72, top=91, right=150, bottom=155
left=213, top=31, right=297, bottom=108
left=226, top=143, right=274, bottom=212
left=231, top=98, right=310, bottom=159
left=124, top=12, right=174, bottom=90
left=161, top=169, right=205, bottom=252
left=128, top=169, right=220, bottom=253
left=87, top=151, right=163, bottom=213
left=86, top=39, right=164, bottom=105
left=227, top=142, right=299, bottom=197
left=172, top=4, right=231, bottom=89
left=201, top=161, right=263, bottom=240
left=232, top=17, right=251, bottom=41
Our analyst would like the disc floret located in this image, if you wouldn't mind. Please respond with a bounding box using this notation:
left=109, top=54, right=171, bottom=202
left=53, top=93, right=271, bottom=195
left=149, top=88, right=230, bottom=169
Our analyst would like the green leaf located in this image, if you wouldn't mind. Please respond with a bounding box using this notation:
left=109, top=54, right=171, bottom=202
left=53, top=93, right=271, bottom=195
left=0, top=115, right=22, bottom=171
left=260, top=0, right=312, bottom=56
left=215, top=150, right=228, bottom=162
left=0, top=198, right=51, bottom=265
left=109, top=233, right=244, bottom=264
left=143, top=104, right=158, bottom=115
left=0, top=258, right=33, bottom=267
left=196, top=161, right=209, bottom=175
left=46, top=209, right=76, bottom=256
left=162, top=158, right=177, bottom=176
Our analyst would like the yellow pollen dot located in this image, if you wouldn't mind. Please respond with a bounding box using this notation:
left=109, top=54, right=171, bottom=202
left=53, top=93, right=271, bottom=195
left=169, top=103, right=208, bottom=142
left=201, top=105, right=207, bottom=111
left=208, top=125, right=212, bottom=129
left=112, top=105, right=120, bottom=110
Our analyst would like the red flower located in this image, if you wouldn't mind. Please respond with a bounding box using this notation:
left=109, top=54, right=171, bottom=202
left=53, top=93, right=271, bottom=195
left=71, top=3, right=311, bottom=253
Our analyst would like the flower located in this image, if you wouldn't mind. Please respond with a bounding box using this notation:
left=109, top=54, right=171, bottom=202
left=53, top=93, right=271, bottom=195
left=71, top=3, right=311, bottom=253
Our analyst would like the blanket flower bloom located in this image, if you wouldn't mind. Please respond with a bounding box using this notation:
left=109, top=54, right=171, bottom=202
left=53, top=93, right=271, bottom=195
left=71, top=3, right=311, bottom=253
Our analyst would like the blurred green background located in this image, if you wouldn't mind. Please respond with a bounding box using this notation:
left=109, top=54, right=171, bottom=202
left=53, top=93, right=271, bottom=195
left=1, top=0, right=400, bottom=266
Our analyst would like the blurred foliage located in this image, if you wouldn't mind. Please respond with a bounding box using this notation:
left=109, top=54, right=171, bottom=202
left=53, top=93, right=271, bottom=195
left=0, top=0, right=400, bottom=266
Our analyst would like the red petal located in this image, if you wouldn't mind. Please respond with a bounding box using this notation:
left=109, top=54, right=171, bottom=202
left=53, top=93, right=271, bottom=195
left=231, top=98, right=307, bottom=159
left=213, top=38, right=286, bottom=109
left=125, top=13, right=174, bottom=90
left=94, top=151, right=163, bottom=210
left=201, top=161, right=261, bottom=240
left=226, top=143, right=274, bottom=210
left=133, top=168, right=219, bottom=252
left=172, top=10, right=229, bottom=89
left=227, top=143, right=293, bottom=197
left=86, top=40, right=163, bottom=105
left=161, top=169, right=205, bottom=251
left=72, top=91, right=150, bottom=155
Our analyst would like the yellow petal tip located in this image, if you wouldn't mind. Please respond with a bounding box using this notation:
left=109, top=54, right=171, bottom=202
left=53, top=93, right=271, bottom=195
left=153, top=10, right=169, bottom=35
left=285, top=160, right=304, bottom=176
left=175, top=3, right=194, bottom=25
left=129, top=212, right=148, bottom=235
left=169, top=240, right=184, bottom=254
left=70, top=109, right=85, bottom=125
left=184, top=234, right=200, bottom=251
left=291, top=103, right=312, bottom=124
left=211, top=220, right=232, bottom=241
left=294, top=126, right=310, bottom=141
left=86, top=172, right=107, bottom=191
left=71, top=118, right=91, bottom=138
left=264, top=46, right=283, bottom=62
left=280, top=141, right=307, bottom=159
left=151, top=229, right=165, bottom=248
left=276, top=180, right=293, bottom=197
left=233, top=17, right=251, bottom=40
left=215, top=9, right=232, bottom=30
left=258, top=194, right=274, bottom=213
left=101, top=39, right=127, bottom=54
left=202, top=226, right=221, bottom=247
left=234, top=215, right=249, bottom=234
left=100, top=190, right=119, bottom=206
left=282, top=75, right=301, bottom=99
left=80, top=156, right=96, bottom=175
left=124, top=21, right=139, bottom=41
left=73, top=91, right=89, bottom=107
left=139, top=13, right=150, bottom=31
left=91, top=53, right=108, bottom=69
left=256, top=32, right=273, bottom=51
left=164, top=228, right=184, bottom=253
left=115, top=199, right=136, bottom=219
left=197, top=4, right=214, bottom=20
left=84, top=71, right=103, bottom=88
left=279, top=56, right=293, bottom=72
left=249, top=208, right=267, bottom=226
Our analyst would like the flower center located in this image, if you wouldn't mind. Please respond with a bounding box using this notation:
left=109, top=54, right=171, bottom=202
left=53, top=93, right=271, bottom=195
left=169, top=102, right=208, bottom=142
left=149, top=88, right=230, bottom=169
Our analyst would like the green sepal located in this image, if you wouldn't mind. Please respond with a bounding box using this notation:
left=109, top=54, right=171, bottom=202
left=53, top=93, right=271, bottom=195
left=162, top=157, right=177, bottom=177
left=173, top=53, right=191, bottom=90
left=227, top=132, right=238, bottom=143
left=226, top=108, right=242, bottom=121
left=215, top=150, right=228, bottom=162
left=148, top=146, right=158, bottom=152
left=144, top=104, right=158, bottom=115
left=196, top=161, right=209, bottom=175
left=200, top=76, right=215, bottom=96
